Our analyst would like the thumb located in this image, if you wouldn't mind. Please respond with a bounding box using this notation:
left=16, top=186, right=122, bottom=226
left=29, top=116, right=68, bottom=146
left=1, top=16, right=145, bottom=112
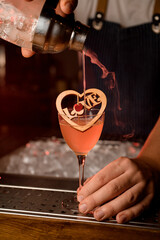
left=21, top=48, right=35, bottom=58
left=59, top=0, right=78, bottom=14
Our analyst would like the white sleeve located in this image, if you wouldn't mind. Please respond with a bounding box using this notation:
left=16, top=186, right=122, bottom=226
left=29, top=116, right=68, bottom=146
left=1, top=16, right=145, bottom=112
left=75, top=0, right=98, bottom=24
left=74, top=0, right=155, bottom=27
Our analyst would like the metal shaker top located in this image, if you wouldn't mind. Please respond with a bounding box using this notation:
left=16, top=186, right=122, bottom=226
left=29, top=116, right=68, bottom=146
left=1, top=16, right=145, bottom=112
left=32, top=0, right=89, bottom=53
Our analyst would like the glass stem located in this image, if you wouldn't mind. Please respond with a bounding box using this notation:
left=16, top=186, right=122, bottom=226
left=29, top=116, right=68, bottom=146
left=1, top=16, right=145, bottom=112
left=77, top=155, right=86, bottom=187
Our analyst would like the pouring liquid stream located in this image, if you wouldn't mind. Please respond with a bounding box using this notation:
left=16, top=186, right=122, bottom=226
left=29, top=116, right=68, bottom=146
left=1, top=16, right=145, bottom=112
left=77, top=49, right=111, bottom=187
left=76, top=51, right=87, bottom=187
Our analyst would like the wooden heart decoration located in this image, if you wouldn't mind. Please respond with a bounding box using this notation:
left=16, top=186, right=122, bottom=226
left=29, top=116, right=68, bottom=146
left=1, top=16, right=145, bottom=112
left=56, top=88, right=107, bottom=132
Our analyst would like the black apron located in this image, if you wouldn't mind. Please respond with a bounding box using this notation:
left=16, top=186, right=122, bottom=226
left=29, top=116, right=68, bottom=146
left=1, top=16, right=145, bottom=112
left=84, top=0, right=160, bottom=141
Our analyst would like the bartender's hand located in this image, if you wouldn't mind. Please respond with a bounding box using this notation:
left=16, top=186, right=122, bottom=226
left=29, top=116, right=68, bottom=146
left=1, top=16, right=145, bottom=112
left=22, top=0, right=78, bottom=57
left=77, top=157, right=156, bottom=223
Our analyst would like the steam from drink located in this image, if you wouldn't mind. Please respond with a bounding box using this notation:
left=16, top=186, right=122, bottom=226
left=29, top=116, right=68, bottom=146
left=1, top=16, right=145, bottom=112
left=85, top=49, right=109, bottom=79
left=83, top=49, right=135, bottom=139
left=84, top=49, right=121, bottom=111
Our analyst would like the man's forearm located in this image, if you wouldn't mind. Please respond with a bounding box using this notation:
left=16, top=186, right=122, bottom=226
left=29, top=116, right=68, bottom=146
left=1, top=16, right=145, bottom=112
left=137, top=116, right=160, bottom=171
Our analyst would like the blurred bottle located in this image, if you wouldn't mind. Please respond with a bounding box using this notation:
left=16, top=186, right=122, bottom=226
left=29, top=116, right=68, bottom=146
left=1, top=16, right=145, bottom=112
left=0, top=0, right=89, bottom=53
left=0, top=44, right=6, bottom=87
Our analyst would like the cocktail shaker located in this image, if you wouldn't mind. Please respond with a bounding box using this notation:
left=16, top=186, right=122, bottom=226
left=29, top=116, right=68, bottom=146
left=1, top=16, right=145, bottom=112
left=0, top=0, right=89, bottom=53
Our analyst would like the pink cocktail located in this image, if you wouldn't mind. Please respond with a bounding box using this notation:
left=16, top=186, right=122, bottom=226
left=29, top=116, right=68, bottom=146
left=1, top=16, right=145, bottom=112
left=58, top=109, right=105, bottom=187
left=59, top=116, right=104, bottom=155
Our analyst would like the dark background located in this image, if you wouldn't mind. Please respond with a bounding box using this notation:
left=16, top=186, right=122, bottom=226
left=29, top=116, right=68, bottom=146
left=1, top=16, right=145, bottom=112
left=0, top=40, right=80, bottom=157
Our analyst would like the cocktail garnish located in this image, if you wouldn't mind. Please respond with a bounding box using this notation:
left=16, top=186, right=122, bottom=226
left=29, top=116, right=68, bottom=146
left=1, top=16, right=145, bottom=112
left=74, top=103, right=83, bottom=112
left=56, top=88, right=107, bottom=132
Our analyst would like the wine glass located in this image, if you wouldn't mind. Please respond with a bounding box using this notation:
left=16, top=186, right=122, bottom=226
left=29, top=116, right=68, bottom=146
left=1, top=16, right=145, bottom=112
left=58, top=108, right=105, bottom=188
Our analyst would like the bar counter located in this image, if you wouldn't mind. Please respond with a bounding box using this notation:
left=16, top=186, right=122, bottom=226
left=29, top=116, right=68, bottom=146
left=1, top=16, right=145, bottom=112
left=0, top=173, right=160, bottom=240
left=0, top=133, right=160, bottom=239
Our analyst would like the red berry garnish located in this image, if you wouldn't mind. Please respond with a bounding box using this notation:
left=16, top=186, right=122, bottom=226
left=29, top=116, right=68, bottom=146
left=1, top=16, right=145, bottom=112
left=74, top=103, right=83, bottom=112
